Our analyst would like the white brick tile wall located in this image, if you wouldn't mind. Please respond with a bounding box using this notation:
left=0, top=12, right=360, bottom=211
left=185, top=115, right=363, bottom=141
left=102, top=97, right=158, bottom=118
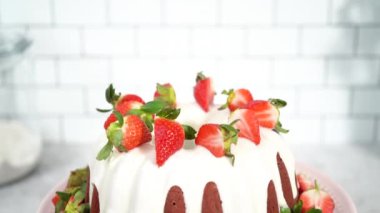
left=353, top=89, right=380, bottom=114
left=109, top=0, right=161, bottom=24
left=283, top=118, right=321, bottom=144
left=0, top=0, right=51, bottom=24
left=29, top=29, right=81, bottom=55
left=358, top=28, right=380, bottom=55
left=83, top=28, right=135, bottom=55
left=301, top=28, right=355, bottom=55
left=34, top=59, right=57, bottom=85
left=58, top=59, right=110, bottom=86
left=332, top=0, right=380, bottom=24
left=298, top=89, right=351, bottom=115
left=63, top=116, right=104, bottom=143
left=55, top=0, right=106, bottom=25
left=327, top=59, right=379, bottom=86
left=221, top=0, right=273, bottom=25
left=1, top=0, right=380, bottom=145
left=324, top=118, right=375, bottom=144
left=165, top=0, right=217, bottom=25
left=277, top=0, right=328, bottom=24
left=192, top=28, right=244, bottom=57
left=138, top=28, right=190, bottom=57
left=248, top=28, right=298, bottom=55
left=274, top=59, right=325, bottom=86
left=35, top=88, right=85, bottom=114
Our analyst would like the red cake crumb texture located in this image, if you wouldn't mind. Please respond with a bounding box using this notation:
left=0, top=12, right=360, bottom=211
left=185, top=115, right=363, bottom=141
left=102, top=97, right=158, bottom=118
left=52, top=72, right=335, bottom=213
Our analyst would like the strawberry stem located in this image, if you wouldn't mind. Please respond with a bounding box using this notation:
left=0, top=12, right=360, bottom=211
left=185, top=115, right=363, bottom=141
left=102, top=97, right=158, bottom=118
left=196, top=71, right=207, bottom=82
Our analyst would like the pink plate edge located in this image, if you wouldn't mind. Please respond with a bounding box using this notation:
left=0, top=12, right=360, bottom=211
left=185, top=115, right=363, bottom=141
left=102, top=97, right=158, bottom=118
left=38, top=163, right=357, bottom=213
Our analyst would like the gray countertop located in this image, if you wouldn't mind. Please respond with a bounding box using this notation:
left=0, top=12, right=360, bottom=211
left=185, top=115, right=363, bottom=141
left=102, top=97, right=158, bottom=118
left=0, top=144, right=379, bottom=212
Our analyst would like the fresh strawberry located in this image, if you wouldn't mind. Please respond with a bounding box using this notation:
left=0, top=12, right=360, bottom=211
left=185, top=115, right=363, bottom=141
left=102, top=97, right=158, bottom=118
left=104, top=100, right=144, bottom=129
left=219, top=88, right=254, bottom=111
left=118, top=94, right=145, bottom=105
left=194, top=72, right=215, bottom=112
left=52, top=194, right=60, bottom=206
left=229, top=109, right=261, bottom=144
left=195, top=123, right=239, bottom=164
left=154, top=83, right=176, bottom=107
left=154, top=118, right=185, bottom=166
left=107, top=115, right=152, bottom=152
left=299, top=181, right=335, bottom=213
left=297, top=174, right=315, bottom=194
left=245, top=99, right=289, bottom=133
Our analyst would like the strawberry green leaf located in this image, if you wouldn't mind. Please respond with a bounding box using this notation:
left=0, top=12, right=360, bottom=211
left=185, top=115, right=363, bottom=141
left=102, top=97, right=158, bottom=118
left=293, top=200, right=303, bottom=213
left=113, top=110, right=124, bottom=127
left=127, top=108, right=145, bottom=116
left=96, top=141, right=113, bottom=160
left=108, top=127, right=123, bottom=148
left=141, top=100, right=166, bottom=114
left=155, top=83, right=176, bottom=107
left=96, top=108, right=112, bottom=113
left=57, top=192, right=71, bottom=202
left=269, top=98, right=287, bottom=108
left=157, top=108, right=181, bottom=120
left=280, top=207, right=291, bottom=213
left=196, top=71, right=207, bottom=82
left=143, top=118, right=153, bottom=132
left=306, top=209, right=322, bottom=213
left=275, top=121, right=289, bottom=134
left=182, top=124, right=197, bottom=140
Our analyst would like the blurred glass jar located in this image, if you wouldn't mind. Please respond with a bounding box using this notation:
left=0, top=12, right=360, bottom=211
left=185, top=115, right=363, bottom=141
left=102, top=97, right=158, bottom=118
left=0, top=31, right=42, bottom=185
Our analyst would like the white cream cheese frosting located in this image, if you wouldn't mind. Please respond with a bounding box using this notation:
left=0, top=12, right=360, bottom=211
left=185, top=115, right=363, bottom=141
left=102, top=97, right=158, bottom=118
left=90, top=104, right=297, bottom=213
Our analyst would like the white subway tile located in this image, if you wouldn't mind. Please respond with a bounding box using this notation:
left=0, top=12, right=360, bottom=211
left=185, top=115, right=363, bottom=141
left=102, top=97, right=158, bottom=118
left=277, top=0, right=328, bottom=24
left=353, top=89, right=380, bottom=114
left=110, top=0, right=161, bottom=24
left=35, top=88, right=84, bottom=114
left=0, top=0, right=51, bottom=24
left=332, top=0, right=380, bottom=24
left=138, top=28, right=189, bottom=57
left=11, top=59, right=34, bottom=85
left=112, top=58, right=163, bottom=99
left=63, top=116, right=104, bottom=143
left=221, top=0, right=272, bottom=25
left=84, top=28, right=135, bottom=55
left=165, top=0, right=217, bottom=25
left=298, top=89, right=351, bottom=115
left=34, top=59, right=57, bottom=85
left=328, top=59, right=378, bottom=85
left=192, top=28, right=244, bottom=57
left=55, top=0, right=106, bottom=25
left=29, top=29, right=81, bottom=55
left=324, top=118, right=375, bottom=144
left=301, top=27, right=354, bottom=55
left=217, top=59, right=271, bottom=88
left=248, top=28, right=298, bottom=55
left=22, top=118, right=61, bottom=143
left=14, top=88, right=38, bottom=115
left=358, top=28, right=380, bottom=55
left=58, top=59, right=110, bottom=86
left=274, top=59, right=325, bottom=86
left=283, top=118, right=321, bottom=144
left=87, top=88, right=110, bottom=114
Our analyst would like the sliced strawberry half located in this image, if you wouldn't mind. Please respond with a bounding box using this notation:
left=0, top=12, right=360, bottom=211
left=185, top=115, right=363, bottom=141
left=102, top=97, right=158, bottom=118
left=229, top=109, right=261, bottom=144
left=296, top=174, right=315, bottom=194
left=299, top=181, right=335, bottom=213
left=219, top=88, right=254, bottom=111
left=194, top=72, right=215, bottom=112
left=245, top=99, right=288, bottom=133
left=104, top=100, right=144, bottom=129
left=154, top=118, right=185, bottom=166
left=195, top=123, right=239, bottom=164
left=154, top=83, right=176, bottom=107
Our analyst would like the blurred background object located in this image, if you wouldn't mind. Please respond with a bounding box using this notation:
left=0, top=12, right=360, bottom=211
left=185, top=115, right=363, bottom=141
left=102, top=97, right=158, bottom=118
left=0, top=0, right=379, bottom=212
